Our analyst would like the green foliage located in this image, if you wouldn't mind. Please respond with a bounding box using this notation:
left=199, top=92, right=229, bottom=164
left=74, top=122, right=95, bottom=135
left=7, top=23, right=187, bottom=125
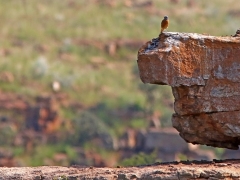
left=22, top=144, right=77, bottom=166
left=1, top=0, right=237, bottom=126
left=214, top=148, right=225, bottom=158
left=119, top=151, right=158, bottom=167
left=69, top=111, right=114, bottom=149
left=0, top=123, right=17, bottom=145
left=12, top=146, right=25, bottom=156
left=129, top=118, right=147, bottom=129
left=0, top=0, right=238, bottom=166
left=177, top=153, right=188, bottom=161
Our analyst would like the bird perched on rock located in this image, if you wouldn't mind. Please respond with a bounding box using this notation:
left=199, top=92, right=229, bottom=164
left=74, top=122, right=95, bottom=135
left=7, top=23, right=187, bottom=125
left=161, top=16, right=169, bottom=34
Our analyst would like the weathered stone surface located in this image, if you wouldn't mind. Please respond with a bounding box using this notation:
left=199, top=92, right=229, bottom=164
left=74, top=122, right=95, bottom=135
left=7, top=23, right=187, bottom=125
left=137, top=31, right=240, bottom=149
left=1, top=160, right=240, bottom=179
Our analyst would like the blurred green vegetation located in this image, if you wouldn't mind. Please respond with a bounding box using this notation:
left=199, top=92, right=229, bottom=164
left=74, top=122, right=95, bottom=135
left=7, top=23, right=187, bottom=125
left=119, top=150, right=158, bottom=167
left=0, top=0, right=239, bottom=167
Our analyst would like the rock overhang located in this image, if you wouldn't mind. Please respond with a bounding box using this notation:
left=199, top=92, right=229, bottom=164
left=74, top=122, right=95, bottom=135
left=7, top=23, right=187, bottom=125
left=137, top=31, right=240, bottom=149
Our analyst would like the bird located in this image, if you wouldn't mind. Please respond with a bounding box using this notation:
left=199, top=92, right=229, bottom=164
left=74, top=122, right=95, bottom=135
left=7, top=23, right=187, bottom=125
left=161, top=16, right=169, bottom=34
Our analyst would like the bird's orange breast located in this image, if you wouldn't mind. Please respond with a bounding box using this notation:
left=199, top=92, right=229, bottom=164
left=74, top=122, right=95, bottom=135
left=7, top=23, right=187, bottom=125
left=161, top=19, right=169, bottom=29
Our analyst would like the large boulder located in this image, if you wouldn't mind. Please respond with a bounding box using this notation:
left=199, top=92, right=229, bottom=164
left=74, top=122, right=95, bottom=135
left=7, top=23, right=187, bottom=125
left=137, top=31, right=240, bottom=149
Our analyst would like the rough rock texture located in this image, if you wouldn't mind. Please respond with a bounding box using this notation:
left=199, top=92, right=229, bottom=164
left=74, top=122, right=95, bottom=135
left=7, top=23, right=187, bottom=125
left=137, top=31, right=240, bottom=149
left=1, top=160, right=240, bottom=179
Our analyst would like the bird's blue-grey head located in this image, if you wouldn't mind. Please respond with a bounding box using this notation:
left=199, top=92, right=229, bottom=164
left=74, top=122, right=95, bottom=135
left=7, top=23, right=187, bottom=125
left=164, top=16, right=168, bottom=20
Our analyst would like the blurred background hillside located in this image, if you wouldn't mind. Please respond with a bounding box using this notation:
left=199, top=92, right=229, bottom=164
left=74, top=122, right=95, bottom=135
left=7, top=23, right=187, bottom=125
left=0, top=0, right=239, bottom=167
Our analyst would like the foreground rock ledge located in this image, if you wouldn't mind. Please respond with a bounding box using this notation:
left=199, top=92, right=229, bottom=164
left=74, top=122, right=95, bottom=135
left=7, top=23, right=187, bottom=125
left=1, top=160, right=240, bottom=179
left=137, top=32, right=240, bottom=149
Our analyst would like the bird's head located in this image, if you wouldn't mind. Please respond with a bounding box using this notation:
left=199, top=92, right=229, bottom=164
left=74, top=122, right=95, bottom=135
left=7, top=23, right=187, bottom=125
left=163, top=16, right=168, bottom=20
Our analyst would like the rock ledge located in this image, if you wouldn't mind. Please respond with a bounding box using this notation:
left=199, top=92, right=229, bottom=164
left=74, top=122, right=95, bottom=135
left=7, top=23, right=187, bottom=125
left=1, top=159, right=240, bottom=179
left=137, top=32, right=240, bottom=149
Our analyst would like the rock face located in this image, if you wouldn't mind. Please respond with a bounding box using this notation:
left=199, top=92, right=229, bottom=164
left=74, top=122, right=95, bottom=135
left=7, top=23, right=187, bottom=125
left=137, top=31, right=240, bottom=149
left=1, top=160, right=240, bottom=179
